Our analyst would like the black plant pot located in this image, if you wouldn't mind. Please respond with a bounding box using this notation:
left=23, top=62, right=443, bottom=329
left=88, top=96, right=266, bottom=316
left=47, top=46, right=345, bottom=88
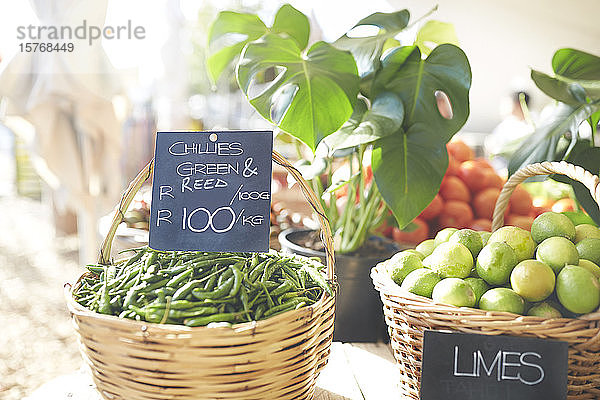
left=278, top=228, right=400, bottom=342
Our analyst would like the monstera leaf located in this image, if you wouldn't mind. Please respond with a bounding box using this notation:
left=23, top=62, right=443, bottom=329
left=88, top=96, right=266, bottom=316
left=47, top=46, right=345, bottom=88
left=237, top=34, right=359, bottom=151
left=532, top=71, right=600, bottom=105
left=334, top=10, right=411, bottom=78
left=415, top=20, right=459, bottom=56
left=370, top=44, right=472, bottom=227
left=323, top=92, right=404, bottom=151
left=552, top=48, right=600, bottom=80
left=207, top=4, right=309, bottom=83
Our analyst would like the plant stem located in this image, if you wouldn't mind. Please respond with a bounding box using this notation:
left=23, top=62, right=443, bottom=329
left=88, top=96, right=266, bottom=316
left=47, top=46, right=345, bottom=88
left=343, top=184, right=382, bottom=253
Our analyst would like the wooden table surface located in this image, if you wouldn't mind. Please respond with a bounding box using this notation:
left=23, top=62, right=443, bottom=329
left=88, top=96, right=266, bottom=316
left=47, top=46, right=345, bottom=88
left=24, top=342, right=401, bottom=400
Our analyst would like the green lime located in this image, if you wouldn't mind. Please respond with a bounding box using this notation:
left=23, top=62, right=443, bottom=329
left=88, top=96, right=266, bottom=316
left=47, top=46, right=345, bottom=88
left=434, top=227, right=458, bottom=247
left=423, top=242, right=473, bottom=279
left=479, top=231, right=492, bottom=246
left=478, top=288, right=526, bottom=314
left=403, top=249, right=425, bottom=260
left=476, top=242, right=518, bottom=285
left=415, top=239, right=436, bottom=258
left=531, top=211, right=576, bottom=243
left=576, top=238, right=600, bottom=265
left=510, top=260, right=555, bottom=302
left=579, top=259, right=600, bottom=279
left=527, top=301, right=563, bottom=318
left=448, top=229, right=484, bottom=258
left=535, top=236, right=579, bottom=274
left=464, top=277, right=489, bottom=306
left=401, top=268, right=442, bottom=298
left=556, top=265, right=600, bottom=314
left=488, top=226, right=536, bottom=262
left=387, top=251, right=425, bottom=285
left=432, top=278, right=476, bottom=307
left=575, top=224, right=600, bottom=243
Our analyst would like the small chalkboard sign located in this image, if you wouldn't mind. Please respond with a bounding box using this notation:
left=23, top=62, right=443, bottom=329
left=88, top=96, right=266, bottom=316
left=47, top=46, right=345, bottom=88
left=420, top=330, right=568, bottom=400
left=149, top=131, right=273, bottom=252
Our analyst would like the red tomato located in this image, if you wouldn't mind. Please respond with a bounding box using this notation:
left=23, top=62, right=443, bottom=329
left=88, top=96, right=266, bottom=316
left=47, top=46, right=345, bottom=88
left=446, top=140, right=474, bottom=163
left=509, top=185, right=533, bottom=216
left=473, top=188, right=510, bottom=220
left=419, top=194, right=444, bottom=221
left=458, top=160, right=490, bottom=193
left=392, top=218, right=429, bottom=245
left=440, top=176, right=471, bottom=203
left=470, top=218, right=492, bottom=232
left=437, top=201, right=474, bottom=229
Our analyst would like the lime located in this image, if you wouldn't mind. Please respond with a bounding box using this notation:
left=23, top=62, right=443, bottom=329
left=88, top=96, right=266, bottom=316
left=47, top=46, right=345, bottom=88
left=448, top=229, right=484, bottom=258
left=432, top=278, right=476, bottom=307
left=535, top=236, right=579, bottom=274
left=576, top=238, right=600, bottom=265
left=510, top=260, right=555, bottom=302
left=579, top=259, right=600, bottom=279
left=464, top=277, right=489, bottom=306
left=527, top=301, right=563, bottom=318
left=423, top=242, right=473, bottom=279
left=479, top=288, right=526, bottom=314
left=401, top=268, right=442, bottom=298
left=556, top=265, right=600, bottom=314
left=434, top=227, right=458, bottom=247
left=415, top=239, right=436, bottom=258
left=531, top=211, right=576, bottom=243
left=476, top=242, right=518, bottom=285
left=575, top=224, right=600, bottom=243
left=403, top=249, right=425, bottom=260
left=488, top=226, right=536, bottom=262
left=387, top=251, right=425, bottom=285
left=479, top=231, right=492, bottom=246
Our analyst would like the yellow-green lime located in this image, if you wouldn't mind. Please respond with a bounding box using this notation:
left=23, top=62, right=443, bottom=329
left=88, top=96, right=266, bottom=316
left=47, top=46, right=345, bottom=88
left=387, top=251, right=424, bottom=285
left=488, top=226, right=536, bottom=262
left=479, top=231, right=492, bottom=246
left=510, top=260, right=555, bottom=302
left=464, top=277, right=489, bottom=306
left=401, top=268, right=442, bottom=298
left=476, top=242, right=518, bottom=285
left=556, top=265, right=600, bottom=314
left=415, top=239, right=436, bottom=258
left=448, top=229, right=484, bottom=258
left=576, top=238, right=600, bottom=265
left=479, top=288, right=526, bottom=314
left=531, top=211, right=576, bottom=243
left=423, top=242, right=473, bottom=278
left=527, top=301, right=563, bottom=318
left=579, top=259, right=600, bottom=279
left=434, top=227, right=458, bottom=247
left=575, top=224, right=600, bottom=243
left=403, top=249, right=425, bottom=260
left=535, top=236, right=579, bottom=274
left=432, top=278, right=476, bottom=307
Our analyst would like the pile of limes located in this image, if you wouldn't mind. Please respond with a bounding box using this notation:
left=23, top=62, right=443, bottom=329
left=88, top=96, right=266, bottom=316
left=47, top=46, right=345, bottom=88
left=382, top=211, right=600, bottom=317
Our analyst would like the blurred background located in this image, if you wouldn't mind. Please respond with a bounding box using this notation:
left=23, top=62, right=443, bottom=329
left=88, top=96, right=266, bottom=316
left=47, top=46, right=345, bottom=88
left=0, top=0, right=597, bottom=398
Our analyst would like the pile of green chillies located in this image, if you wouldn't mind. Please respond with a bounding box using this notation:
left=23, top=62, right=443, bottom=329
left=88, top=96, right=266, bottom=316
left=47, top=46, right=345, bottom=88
left=73, top=247, right=333, bottom=327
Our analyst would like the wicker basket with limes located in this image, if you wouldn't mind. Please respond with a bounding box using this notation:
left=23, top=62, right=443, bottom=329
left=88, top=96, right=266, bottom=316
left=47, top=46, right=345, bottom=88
left=371, top=161, right=600, bottom=399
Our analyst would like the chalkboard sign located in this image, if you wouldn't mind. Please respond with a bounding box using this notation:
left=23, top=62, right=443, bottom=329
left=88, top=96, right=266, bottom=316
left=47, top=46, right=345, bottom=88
left=420, top=330, right=568, bottom=400
left=149, top=131, right=273, bottom=252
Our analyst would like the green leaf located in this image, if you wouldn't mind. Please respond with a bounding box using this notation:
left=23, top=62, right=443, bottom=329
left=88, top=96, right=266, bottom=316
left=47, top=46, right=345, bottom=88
left=552, top=48, right=600, bottom=80
left=508, top=101, right=600, bottom=175
left=323, top=92, right=404, bottom=151
left=373, top=44, right=472, bottom=142
left=293, top=158, right=328, bottom=180
left=271, top=4, right=310, bottom=50
left=415, top=20, right=459, bottom=56
left=532, top=70, right=600, bottom=104
left=334, top=10, right=410, bottom=77
left=207, top=11, right=267, bottom=83
left=237, top=34, right=359, bottom=151
left=554, top=146, right=600, bottom=225
left=372, top=132, right=447, bottom=228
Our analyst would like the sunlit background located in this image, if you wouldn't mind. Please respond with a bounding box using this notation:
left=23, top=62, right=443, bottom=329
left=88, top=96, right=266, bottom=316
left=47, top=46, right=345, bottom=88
left=0, top=0, right=598, bottom=399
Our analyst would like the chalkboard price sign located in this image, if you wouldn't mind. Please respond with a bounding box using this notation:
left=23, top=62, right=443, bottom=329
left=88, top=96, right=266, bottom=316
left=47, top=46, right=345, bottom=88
left=420, top=330, right=568, bottom=400
left=149, top=131, right=273, bottom=252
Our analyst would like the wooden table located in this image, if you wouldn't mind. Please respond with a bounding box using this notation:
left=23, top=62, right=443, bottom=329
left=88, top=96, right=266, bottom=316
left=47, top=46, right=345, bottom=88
left=24, top=342, right=401, bottom=400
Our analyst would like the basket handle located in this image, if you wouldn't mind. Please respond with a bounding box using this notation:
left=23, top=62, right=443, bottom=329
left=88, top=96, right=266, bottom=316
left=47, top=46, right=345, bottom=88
left=98, top=151, right=336, bottom=280
left=491, top=161, right=600, bottom=232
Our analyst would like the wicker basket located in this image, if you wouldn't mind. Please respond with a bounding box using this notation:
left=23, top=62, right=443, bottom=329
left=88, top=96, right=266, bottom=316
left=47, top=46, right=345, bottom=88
left=66, top=150, right=336, bottom=400
left=371, top=161, right=600, bottom=399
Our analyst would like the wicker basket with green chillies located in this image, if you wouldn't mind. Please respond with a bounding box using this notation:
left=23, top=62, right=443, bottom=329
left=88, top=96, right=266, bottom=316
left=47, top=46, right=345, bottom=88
left=65, top=152, right=336, bottom=400
left=74, top=248, right=333, bottom=327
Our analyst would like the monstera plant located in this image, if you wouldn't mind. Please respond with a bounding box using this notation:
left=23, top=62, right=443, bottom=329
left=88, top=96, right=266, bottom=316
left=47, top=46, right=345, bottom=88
left=509, top=48, right=600, bottom=225
left=208, top=4, right=472, bottom=254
